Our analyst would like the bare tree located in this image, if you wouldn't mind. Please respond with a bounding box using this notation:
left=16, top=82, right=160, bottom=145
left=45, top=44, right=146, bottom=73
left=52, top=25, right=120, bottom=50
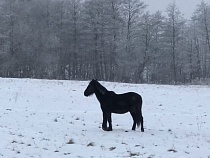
left=192, top=1, right=210, bottom=78
left=164, top=2, right=185, bottom=84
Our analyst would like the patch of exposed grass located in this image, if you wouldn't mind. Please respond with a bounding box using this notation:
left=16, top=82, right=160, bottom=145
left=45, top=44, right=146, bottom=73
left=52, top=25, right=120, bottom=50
left=66, top=139, right=75, bottom=144
left=168, top=149, right=177, bottom=153
left=87, top=142, right=95, bottom=147
left=109, top=147, right=116, bottom=151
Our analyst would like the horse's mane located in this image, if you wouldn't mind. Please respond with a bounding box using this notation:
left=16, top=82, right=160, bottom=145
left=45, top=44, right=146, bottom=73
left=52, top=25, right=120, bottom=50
left=94, top=80, right=108, bottom=95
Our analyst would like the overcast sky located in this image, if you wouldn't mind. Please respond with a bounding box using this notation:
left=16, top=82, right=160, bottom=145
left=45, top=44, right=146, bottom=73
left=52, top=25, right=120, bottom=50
left=145, top=0, right=210, bottom=19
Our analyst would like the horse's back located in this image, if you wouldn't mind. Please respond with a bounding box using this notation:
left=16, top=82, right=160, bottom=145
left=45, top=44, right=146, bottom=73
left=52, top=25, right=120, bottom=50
left=117, top=92, right=142, bottom=103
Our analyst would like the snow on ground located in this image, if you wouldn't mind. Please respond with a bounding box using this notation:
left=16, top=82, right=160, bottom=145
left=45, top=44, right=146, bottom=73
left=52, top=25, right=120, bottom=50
left=0, top=78, right=210, bottom=158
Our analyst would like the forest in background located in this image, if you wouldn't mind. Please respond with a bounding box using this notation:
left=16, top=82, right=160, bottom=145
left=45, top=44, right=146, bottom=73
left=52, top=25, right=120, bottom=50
left=0, top=0, right=210, bottom=84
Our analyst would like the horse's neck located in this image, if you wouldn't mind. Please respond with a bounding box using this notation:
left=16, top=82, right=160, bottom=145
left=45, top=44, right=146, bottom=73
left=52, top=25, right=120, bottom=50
left=94, top=82, right=107, bottom=103
left=94, top=90, right=103, bottom=103
left=95, top=82, right=107, bottom=94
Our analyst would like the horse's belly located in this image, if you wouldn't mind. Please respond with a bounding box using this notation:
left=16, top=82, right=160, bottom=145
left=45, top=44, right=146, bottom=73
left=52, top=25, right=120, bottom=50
left=111, top=101, right=130, bottom=114
left=112, top=109, right=129, bottom=114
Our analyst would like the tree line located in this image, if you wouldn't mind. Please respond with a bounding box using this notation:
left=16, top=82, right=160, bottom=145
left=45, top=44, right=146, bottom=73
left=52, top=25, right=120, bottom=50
left=0, top=0, right=210, bottom=84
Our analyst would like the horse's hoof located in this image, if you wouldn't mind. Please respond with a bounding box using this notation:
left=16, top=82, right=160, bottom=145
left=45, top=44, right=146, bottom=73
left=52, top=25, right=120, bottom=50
left=106, top=128, right=112, bottom=131
left=141, top=128, right=144, bottom=132
left=102, top=127, right=107, bottom=131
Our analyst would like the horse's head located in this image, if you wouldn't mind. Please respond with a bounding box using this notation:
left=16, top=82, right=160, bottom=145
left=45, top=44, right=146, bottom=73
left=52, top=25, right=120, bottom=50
left=84, top=79, right=96, bottom=97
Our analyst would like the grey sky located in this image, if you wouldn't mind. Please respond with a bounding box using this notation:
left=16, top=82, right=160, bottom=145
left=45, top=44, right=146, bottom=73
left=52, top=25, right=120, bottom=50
left=145, top=0, right=209, bottom=19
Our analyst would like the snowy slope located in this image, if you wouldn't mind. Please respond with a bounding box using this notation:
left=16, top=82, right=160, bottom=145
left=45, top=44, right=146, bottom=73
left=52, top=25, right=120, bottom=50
left=0, top=78, right=210, bottom=158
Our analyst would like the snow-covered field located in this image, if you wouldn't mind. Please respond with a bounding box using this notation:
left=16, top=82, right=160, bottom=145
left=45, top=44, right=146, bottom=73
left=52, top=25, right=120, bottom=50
left=0, top=78, right=210, bottom=158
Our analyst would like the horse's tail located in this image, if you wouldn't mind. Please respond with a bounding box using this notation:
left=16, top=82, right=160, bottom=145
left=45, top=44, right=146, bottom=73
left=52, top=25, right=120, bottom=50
left=136, top=97, right=143, bottom=130
left=136, top=107, right=142, bottom=127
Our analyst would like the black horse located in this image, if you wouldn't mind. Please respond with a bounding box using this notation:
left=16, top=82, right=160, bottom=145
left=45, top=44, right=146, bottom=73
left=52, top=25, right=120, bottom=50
left=84, top=79, right=144, bottom=132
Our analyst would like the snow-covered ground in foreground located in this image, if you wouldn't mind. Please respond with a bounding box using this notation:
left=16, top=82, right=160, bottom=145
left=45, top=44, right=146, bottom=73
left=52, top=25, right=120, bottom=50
left=0, top=78, right=210, bottom=158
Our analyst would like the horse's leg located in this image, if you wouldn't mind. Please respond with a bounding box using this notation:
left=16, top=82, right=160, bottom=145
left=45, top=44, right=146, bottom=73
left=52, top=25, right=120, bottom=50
left=130, top=112, right=137, bottom=130
left=102, top=112, right=107, bottom=131
left=140, top=113, right=144, bottom=132
left=107, top=112, right=112, bottom=131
